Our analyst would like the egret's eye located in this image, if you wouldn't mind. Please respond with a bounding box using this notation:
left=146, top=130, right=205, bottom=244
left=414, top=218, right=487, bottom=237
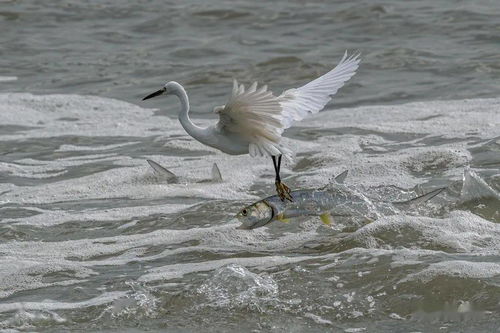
left=242, top=209, right=248, bottom=216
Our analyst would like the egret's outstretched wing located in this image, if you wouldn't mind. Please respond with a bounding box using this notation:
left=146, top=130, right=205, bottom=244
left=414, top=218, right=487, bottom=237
left=216, top=52, right=360, bottom=157
left=216, top=80, right=287, bottom=157
left=278, top=51, right=361, bottom=129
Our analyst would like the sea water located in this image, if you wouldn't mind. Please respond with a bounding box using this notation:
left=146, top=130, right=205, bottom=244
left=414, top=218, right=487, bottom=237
left=1, top=1, right=500, bottom=332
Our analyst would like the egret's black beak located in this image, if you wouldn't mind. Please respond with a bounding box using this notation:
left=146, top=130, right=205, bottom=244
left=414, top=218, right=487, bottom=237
left=142, top=87, right=166, bottom=101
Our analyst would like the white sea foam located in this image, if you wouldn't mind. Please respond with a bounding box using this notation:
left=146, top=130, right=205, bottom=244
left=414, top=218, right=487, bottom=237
left=139, top=255, right=317, bottom=282
left=349, top=210, right=500, bottom=253
left=0, top=76, right=17, bottom=82
left=295, top=98, right=498, bottom=187
left=1, top=93, right=499, bottom=329
left=1, top=93, right=495, bottom=219
left=1, top=94, right=498, bottom=189
left=306, top=98, right=500, bottom=138
left=0, top=93, right=175, bottom=140
left=304, top=312, right=334, bottom=325
left=0, top=256, right=95, bottom=298
left=0, top=157, right=258, bottom=207
left=1, top=203, right=191, bottom=227
left=400, top=260, right=500, bottom=283
left=0, top=291, right=127, bottom=313
left=56, top=142, right=140, bottom=152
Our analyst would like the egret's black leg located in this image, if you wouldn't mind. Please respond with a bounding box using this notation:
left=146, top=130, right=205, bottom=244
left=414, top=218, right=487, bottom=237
left=272, top=155, right=292, bottom=201
left=272, top=156, right=280, bottom=182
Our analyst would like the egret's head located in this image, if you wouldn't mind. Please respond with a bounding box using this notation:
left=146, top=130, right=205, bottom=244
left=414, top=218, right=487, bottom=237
left=236, top=200, right=274, bottom=230
left=142, top=81, right=182, bottom=100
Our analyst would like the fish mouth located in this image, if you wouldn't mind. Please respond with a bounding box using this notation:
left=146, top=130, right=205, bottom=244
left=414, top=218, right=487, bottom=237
left=236, top=224, right=251, bottom=230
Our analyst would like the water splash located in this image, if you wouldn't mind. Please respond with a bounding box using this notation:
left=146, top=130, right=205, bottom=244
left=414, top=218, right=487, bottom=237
left=98, top=282, right=159, bottom=321
left=0, top=309, right=65, bottom=330
left=197, top=264, right=278, bottom=312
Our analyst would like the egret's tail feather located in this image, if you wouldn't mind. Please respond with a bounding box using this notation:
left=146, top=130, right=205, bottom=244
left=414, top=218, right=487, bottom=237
left=278, top=145, right=295, bottom=162
left=248, top=140, right=294, bottom=162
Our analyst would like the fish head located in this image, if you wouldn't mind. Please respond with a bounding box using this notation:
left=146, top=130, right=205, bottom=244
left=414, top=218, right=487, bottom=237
left=236, top=200, right=274, bottom=229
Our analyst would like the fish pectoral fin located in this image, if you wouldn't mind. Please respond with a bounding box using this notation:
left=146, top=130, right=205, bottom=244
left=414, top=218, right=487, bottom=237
left=320, top=212, right=334, bottom=225
left=276, top=214, right=290, bottom=223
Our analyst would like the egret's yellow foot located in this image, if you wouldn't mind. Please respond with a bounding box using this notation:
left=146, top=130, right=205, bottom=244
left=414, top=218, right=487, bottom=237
left=275, top=181, right=293, bottom=202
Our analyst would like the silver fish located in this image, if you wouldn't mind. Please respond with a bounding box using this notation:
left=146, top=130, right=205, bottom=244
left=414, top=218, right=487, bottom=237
left=236, top=172, right=445, bottom=229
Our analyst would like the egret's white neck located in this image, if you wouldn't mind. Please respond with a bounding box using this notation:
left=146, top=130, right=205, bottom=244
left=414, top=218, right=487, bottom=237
left=170, top=82, right=208, bottom=143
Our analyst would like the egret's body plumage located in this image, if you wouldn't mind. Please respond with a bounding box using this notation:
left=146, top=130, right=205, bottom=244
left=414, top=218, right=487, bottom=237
left=143, top=51, right=361, bottom=200
left=163, top=81, right=251, bottom=155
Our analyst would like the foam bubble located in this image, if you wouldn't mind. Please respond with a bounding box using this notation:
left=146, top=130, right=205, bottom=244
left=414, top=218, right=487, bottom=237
left=0, top=93, right=176, bottom=140
left=349, top=211, right=500, bottom=253
left=139, top=254, right=317, bottom=282
left=401, top=260, right=500, bottom=283
left=0, top=291, right=126, bottom=313
left=304, top=312, right=334, bottom=325
left=0, top=76, right=17, bottom=82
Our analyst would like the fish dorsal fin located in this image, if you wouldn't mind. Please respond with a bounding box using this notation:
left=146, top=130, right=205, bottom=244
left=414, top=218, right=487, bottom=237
left=393, top=187, right=446, bottom=210
left=460, top=167, right=500, bottom=202
left=319, top=170, right=349, bottom=191
left=334, top=170, right=348, bottom=184
left=147, top=159, right=177, bottom=182
left=211, top=163, right=223, bottom=182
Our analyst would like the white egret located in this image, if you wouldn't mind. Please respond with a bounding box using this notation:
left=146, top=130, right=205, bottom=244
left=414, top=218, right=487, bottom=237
left=142, top=51, right=361, bottom=201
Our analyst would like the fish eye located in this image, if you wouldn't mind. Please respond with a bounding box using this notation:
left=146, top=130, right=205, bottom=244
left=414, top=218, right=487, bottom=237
left=242, top=209, right=248, bottom=216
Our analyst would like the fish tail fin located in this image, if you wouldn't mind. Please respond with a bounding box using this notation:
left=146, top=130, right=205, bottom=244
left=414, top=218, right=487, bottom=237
left=147, top=159, right=177, bottom=182
left=211, top=163, right=223, bottom=182
left=393, top=187, right=446, bottom=210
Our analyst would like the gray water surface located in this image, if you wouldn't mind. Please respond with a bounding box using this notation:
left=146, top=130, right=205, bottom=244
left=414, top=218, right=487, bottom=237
left=1, top=0, right=500, bottom=108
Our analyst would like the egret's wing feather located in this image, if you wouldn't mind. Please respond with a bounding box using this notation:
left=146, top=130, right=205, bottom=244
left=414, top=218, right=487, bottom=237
left=216, top=80, right=287, bottom=157
left=215, top=51, right=360, bottom=157
left=278, top=51, right=361, bottom=129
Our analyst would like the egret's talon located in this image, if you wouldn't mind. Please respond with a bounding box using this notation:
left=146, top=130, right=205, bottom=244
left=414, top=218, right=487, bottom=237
left=275, top=181, right=293, bottom=202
